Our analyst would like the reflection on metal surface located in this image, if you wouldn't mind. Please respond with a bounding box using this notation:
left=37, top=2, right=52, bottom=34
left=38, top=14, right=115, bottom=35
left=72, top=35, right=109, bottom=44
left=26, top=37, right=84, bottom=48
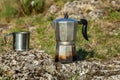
left=55, top=21, right=77, bottom=42
left=4, top=32, right=30, bottom=51
left=55, top=44, right=77, bottom=63
left=13, top=32, right=30, bottom=51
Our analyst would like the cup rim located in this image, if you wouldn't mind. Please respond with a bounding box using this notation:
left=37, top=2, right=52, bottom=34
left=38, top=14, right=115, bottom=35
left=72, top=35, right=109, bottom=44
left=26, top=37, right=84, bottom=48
left=14, top=31, right=30, bottom=34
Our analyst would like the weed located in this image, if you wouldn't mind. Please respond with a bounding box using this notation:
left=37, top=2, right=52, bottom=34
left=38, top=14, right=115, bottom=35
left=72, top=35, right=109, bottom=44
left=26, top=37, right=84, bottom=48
left=0, top=0, right=17, bottom=22
left=19, top=0, right=45, bottom=15
left=109, top=11, right=120, bottom=20
left=47, top=14, right=56, bottom=21
left=0, top=68, right=12, bottom=80
left=10, top=27, right=27, bottom=32
left=15, top=18, right=25, bottom=26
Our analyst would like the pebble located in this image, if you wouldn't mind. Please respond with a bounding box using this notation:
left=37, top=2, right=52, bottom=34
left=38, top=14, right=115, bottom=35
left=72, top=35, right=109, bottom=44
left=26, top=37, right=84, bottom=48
left=0, top=50, right=120, bottom=80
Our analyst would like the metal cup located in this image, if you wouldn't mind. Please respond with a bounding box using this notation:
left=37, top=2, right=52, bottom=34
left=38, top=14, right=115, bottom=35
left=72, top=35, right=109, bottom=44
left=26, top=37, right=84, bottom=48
left=4, top=32, right=30, bottom=51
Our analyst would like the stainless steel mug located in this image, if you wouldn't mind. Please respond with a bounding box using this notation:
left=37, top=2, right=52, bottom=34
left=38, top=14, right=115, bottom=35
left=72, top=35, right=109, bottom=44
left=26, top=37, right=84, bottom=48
left=4, top=32, right=30, bottom=51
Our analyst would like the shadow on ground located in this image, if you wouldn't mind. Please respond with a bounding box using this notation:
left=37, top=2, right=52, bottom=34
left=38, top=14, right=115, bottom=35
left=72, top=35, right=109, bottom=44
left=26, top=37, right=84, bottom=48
left=54, top=49, right=95, bottom=64
left=76, top=48, right=95, bottom=61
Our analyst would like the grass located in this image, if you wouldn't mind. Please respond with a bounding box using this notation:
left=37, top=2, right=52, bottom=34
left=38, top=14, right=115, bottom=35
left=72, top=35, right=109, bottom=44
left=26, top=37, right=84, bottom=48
left=0, top=68, right=12, bottom=80
left=89, top=21, right=120, bottom=59
left=36, top=19, right=55, bottom=56
left=109, top=11, right=120, bottom=20
left=0, top=0, right=17, bottom=22
left=0, top=0, right=119, bottom=59
left=0, top=11, right=120, bottom=59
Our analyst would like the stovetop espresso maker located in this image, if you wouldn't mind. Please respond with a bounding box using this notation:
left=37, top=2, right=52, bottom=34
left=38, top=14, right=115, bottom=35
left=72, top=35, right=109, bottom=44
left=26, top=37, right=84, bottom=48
left=52, top=13, right=88, bottom=63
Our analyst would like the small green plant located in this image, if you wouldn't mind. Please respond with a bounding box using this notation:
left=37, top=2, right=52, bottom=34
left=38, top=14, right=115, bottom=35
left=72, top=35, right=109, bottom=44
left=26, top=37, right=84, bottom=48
left=15, top=18, right=25, bottom=26
left=0, top=74, right=12, bottom=80
left=34, top=0, right=44, bottom=12
left=47, top=14, right=56, bottom=21
left=109, top=11, right=120, bottom=20
left=33, top=16, right=44, bottom=25
left=19, top=0, right=44, bottom=15
left=0, top=6, right=16, bottom=18
left=73, top=73, right=79, bottom=80
left=10, top=27, right=27, bottom=32
left=0, top=0, right=17, bottom=22
left=0, top=68, right=12, bottom=80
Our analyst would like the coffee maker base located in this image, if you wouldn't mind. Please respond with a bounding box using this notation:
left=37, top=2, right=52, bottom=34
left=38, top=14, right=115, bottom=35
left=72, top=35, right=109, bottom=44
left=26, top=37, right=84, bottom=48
left=55, top=44, right=77, bottom=63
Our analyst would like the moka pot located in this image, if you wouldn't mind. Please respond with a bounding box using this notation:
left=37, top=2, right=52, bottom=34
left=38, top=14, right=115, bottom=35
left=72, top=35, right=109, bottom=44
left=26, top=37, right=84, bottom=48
left=52, top=14, right=88, bottom=63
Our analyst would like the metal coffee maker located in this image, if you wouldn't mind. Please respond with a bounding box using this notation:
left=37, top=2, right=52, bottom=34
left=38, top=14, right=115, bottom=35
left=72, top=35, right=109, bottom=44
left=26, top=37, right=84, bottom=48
left=4, top=32, right=30, bottom=51
left=52, top=14, right=88, bottom=63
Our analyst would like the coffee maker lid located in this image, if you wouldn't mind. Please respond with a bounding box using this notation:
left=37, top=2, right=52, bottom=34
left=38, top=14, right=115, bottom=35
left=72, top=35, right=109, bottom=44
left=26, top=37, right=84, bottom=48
left=53, top=13, right=78, bottom=23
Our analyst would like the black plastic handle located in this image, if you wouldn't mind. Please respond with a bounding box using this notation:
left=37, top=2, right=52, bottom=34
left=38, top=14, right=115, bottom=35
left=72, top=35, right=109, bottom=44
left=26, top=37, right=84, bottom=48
left=78, top=19, right=88, bottom=41
left=64, top=13, right=68, bottom=19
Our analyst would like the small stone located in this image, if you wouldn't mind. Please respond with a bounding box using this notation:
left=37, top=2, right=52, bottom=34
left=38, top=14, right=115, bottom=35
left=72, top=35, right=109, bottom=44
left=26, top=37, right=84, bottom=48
left=0, top=49, right=120, bottom=79
left=11, top=60, right=17, bottom=65
left=46, top=64, right=56, bottom=75
left=114, top=33, right=118, bottom=36
left=33, top=60, right=39, bottom=65
left=49, top=5, right=58, bottom=14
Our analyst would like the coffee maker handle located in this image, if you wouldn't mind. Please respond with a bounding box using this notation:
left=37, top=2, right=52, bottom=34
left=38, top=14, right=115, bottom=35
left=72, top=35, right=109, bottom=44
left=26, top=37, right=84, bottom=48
left=78, top=19, right=88, bottom=41
left=4, top=33, right=14, bottom=44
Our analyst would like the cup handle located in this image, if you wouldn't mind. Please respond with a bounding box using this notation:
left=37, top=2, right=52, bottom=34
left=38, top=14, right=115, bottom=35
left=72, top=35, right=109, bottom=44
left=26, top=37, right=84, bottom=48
left=4, top=33, right=13, bottom=44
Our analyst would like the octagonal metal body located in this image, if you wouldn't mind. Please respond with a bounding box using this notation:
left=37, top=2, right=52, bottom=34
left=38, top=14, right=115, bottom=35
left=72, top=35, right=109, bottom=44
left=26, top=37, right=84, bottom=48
left=53, top=18, right=78, bottom=63
left=55, top=43, right=77, bottom=63
left=53, top=19, right=78, bottom=42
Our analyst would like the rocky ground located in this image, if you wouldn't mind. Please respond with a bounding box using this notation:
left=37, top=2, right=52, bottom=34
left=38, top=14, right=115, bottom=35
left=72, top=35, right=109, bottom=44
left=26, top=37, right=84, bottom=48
left=46, top=0, right=120, bottom=20
left=0, top=50, right=120, bottom=80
